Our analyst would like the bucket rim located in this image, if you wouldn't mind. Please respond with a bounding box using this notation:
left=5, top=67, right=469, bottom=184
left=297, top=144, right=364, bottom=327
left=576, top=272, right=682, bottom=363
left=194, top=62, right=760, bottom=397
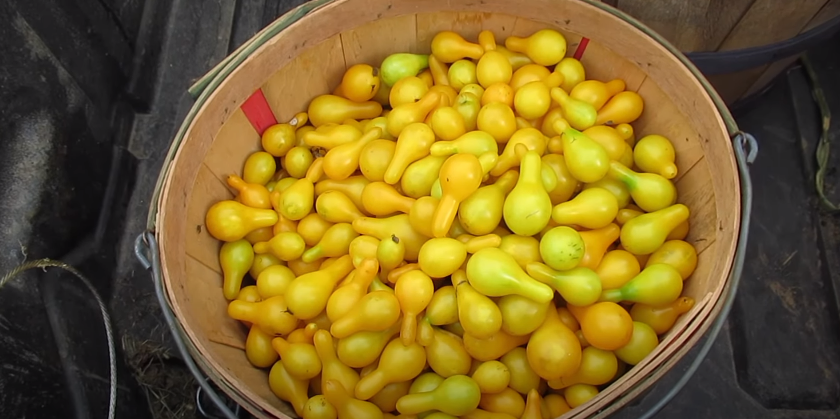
left=145, top=0, right=740, bottom=232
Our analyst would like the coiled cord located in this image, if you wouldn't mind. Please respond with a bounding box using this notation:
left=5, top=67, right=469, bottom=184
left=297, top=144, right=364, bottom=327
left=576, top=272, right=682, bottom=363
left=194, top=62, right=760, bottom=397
left=0, top=258, right=117, bottom=419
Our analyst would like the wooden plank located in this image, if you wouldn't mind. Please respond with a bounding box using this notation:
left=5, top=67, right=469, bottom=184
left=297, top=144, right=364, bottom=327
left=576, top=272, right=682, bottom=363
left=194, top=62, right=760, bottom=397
left=615, top=0, right=754, bottom=51
left=509, top=16, right=584, bottom=50
left=705, top=66, right=767, bottom=104
left=632, top=77, right=704, bottom=180
left=415, top=12, right=520, bottom=54
left=742, top=59, right=796, bottom=98
left=207, top=343, right=297, bottom=416
left=809, top=0, right=840, bottom=27
left=185, top=255, right=247, bottom=350
left=675, top=158, right=717, bottom=255
left=579, top=39, right=647, bottom=90
left=572, top=291, right=715, bottom=419
left=742, top=0, right=840, bottom=97
left=479, top=13, right=523, bottom=42
left=601, top=290, right=709, bottom=387
left=261, top=34, right=347, bottom=123
left=718, top=0, right=829, bottom=50
left=203, top=108, right=262, bottom=183
left=341, top=14, right=418, bottom=67
left=414, top=12, right=586, bottom=56
left=185, top=164, right=233, bottom=272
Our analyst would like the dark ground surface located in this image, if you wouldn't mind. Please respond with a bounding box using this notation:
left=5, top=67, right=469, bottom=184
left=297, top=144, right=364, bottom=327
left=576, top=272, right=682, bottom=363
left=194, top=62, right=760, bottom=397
left=0, top=1, right=839, bottom=418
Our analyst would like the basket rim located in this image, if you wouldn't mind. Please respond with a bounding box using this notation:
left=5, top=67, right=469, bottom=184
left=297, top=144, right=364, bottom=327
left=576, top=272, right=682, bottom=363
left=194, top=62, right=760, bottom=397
left=144, top=0, right=741, bottom=231
left=149, top=1, right=748, bottom=418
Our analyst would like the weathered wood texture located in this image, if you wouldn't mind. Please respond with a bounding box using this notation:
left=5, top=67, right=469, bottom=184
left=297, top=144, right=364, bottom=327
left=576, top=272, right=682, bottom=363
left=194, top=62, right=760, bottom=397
left=615, top=0, right=840, bottom=103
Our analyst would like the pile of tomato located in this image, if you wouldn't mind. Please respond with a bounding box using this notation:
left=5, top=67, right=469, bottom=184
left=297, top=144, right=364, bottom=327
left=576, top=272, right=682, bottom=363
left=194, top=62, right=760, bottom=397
left=205, top=28, right=699, bottom=419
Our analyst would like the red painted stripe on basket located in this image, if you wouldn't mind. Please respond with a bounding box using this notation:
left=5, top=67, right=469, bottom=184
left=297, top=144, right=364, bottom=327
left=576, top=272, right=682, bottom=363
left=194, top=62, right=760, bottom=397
left=241, top=89, right=277, bottom=135
left=573, top=37, right=590, bottom=60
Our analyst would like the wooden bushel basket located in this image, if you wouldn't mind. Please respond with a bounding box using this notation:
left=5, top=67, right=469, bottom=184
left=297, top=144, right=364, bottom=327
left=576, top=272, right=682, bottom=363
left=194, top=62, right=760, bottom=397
left=147, top=0, right=752, bottom=417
